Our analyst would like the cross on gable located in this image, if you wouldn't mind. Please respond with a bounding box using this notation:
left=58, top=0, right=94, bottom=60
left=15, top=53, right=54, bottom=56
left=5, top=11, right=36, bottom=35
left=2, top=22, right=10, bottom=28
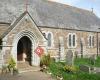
left=25, top=0, right=30, bottom=11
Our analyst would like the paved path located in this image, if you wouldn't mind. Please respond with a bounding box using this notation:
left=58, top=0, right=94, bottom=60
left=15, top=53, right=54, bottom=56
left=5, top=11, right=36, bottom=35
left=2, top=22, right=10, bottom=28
left=0, top=71, right=56, bottom=80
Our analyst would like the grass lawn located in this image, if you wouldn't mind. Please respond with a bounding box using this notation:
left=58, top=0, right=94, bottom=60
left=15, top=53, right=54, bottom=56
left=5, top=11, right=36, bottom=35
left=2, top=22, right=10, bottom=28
left=48, top=56, right=100, bottom=80
left=75, top=56, right=100, bottom=67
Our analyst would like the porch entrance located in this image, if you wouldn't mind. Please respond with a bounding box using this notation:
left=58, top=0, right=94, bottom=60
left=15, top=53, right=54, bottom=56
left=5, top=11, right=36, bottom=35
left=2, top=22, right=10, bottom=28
left=17, top=36, right=32, bottom=65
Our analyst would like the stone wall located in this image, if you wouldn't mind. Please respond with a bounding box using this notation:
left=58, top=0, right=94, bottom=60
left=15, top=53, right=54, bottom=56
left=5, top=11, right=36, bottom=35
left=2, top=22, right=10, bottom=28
left=40, top=27, right=98, bottom=58
left=0, top=13, right=99, bottom=66
left=2, top=14, right=46, bottom=65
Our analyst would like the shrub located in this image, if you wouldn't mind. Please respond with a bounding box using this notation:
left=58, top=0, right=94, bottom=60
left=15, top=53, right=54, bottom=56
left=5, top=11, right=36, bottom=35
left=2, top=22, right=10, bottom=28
left=40, top=54, right=51, bottom=67
left=8, top=56, right=16, bottom=71
left=89, top=57, right=95, bottom=66
left=56, top=71, right=62, bottom=77
left=51, top=57, right=55, bottom=62
left=63, top=65, right=77, bottom=73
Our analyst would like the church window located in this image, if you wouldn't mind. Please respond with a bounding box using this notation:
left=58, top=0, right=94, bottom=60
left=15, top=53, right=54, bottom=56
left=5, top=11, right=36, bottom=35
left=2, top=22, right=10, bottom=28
left=68, top=33, right=77, bottom=48
left=47, top=32, right=53, bottom=48
left=89, top=35, right=94, bottom=47
left=73, top=35, right=76, bottom=47
left=69, top=34, right=71, bottom=47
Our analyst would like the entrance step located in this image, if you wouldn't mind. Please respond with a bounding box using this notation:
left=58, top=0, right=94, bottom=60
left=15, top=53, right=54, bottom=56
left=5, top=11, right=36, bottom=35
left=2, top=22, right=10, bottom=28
left=19, top=67, right=40, bottom=73
left=17, top=61, right=40, bottom=73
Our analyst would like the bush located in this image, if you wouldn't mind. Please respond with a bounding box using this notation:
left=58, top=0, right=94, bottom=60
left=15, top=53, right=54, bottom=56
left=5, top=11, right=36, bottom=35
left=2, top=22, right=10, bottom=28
left=89, top=57, right=95, bottom=66
left=8, top=57, right=16, bottom=71
left=40, top=54, right=51, bottom=67
left=63, top=65, right=77, bottom=73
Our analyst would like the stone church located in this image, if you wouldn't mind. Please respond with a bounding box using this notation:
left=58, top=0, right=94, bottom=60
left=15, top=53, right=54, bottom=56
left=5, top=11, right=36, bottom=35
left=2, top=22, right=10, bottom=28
left=0, top=0, right=100, bottom=68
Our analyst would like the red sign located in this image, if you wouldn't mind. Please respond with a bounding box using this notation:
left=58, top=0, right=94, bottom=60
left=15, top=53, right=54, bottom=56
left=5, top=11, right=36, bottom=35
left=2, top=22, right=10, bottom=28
left=35, top=46, right=44, bottom=57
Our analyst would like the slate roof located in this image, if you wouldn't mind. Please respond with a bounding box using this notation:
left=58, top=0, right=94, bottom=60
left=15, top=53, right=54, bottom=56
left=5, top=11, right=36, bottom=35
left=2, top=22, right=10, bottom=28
left=0, top=12, right=27, bottom=38
left=0, top=23, right=10, bottom=37
left=0, top=0, right=100, bottom=33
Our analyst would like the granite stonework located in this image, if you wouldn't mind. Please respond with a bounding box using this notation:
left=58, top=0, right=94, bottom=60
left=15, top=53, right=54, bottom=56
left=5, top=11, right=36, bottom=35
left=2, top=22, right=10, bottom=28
left=40, top=27, right=99, bottom=58
left=0, top=0, right=100, bottom=69
left=66, top=50, right=74, bottom=66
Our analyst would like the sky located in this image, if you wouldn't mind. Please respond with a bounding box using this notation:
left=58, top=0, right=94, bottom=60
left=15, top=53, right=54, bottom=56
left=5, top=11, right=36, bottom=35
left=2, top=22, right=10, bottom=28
left=50, top=0, right=100, bottom=18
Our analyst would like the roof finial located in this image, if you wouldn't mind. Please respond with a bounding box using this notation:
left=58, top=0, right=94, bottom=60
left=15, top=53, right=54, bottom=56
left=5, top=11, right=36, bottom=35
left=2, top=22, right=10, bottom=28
left=25, top=0, right=28, bottom=11
left=91, top=7, right=94, bottom=13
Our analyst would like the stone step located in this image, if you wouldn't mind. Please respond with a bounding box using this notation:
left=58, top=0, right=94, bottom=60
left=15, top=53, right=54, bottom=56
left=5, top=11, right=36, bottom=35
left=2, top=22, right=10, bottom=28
left=17, top=61, right=40, bottom=73
left=17, top=62, right=31, bottom=68
left=19, top=67, right=40, bottom=73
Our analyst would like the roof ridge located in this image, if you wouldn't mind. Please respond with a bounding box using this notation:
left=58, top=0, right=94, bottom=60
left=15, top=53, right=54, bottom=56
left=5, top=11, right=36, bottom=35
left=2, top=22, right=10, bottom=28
left=0, top=0, right=99, bottom=32
left=47, top=0, right=94, bottom=15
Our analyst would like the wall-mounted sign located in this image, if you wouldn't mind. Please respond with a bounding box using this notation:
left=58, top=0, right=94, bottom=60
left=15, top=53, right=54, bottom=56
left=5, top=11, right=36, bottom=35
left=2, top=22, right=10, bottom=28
left=34, top=46, right=44, bottom=57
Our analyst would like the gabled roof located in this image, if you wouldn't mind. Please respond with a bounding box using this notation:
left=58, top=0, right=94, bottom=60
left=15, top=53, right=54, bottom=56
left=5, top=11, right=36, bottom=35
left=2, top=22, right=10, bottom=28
left=0, top=11, right=47, bottom=39
left=0, top=23, right=10, bottom=38
left=0, top=0, right=100, bottom=32
left=0, top=11, right=27, bottom=38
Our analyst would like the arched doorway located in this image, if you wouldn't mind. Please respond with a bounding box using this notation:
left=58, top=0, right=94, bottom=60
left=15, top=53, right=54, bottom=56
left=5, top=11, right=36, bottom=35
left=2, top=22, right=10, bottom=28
left=17, top=36, right=32, bottom=65
left=11, top=30, right=40, bottom=67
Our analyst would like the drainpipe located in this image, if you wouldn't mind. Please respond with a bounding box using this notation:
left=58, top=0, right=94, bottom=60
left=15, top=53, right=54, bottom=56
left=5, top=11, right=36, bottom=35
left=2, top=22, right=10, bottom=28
left=97, top=32, right=99, bottom=56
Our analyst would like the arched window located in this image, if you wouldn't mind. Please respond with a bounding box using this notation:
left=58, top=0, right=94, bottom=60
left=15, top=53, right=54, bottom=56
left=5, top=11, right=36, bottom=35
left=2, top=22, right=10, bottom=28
left=89, top=36, right=92, bottom=47
left=68, top=33, right=77, bottom=48
left=88, top=35, right=94, bottom=47
left=69, top=34, right=71, bottom=47
left=92, top=36, right=94, bottom=47
left=47, top=32, right=53, bottom=47
left=73, top=35, right=75, bottom=47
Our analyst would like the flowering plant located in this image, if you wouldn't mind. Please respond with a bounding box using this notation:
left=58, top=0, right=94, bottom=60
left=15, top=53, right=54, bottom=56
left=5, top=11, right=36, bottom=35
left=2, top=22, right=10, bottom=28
left=63, top=65, right=77, bottom=73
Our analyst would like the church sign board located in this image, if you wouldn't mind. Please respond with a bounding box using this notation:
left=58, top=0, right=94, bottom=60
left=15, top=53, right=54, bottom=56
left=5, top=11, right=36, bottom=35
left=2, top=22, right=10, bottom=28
left=35, top=46, right=44, bottom=57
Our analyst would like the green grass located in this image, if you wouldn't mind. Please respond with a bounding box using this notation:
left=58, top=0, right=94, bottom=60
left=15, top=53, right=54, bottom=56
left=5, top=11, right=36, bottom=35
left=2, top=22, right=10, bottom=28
left=48, top=61, right=100, bottom=80
left=95, top=56, right=100, bottom=67
left=75, top=57, right=92, bottom=67
left=75, top=56, right=100, bottom=67
left=48, top=56, right=100, bottom=80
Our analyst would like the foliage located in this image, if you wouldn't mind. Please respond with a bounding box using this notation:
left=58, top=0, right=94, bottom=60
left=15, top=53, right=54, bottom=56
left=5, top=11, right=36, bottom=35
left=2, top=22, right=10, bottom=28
left=40, top=54, right=51, bottom=67
left=89, top=57, right=95, bottom=65
left=63, top=65, right=77, bottom=73
left=48, top=61, right=100, bottom=80
left=8, top=56, right=16, bottom=70
left=48, top=61, right=63, bottom=78
left=75, top=58, right=90, bottom=66
left=75, top=56, right=100, bottom=67
left=76, top=71, right=100, bottom=80
left=95, top=56, right=100, bottom=67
